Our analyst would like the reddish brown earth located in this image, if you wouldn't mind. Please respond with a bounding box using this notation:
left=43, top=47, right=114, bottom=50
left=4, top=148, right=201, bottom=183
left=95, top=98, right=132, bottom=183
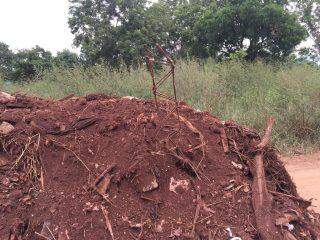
left=0, top=93, right=319, bottom=240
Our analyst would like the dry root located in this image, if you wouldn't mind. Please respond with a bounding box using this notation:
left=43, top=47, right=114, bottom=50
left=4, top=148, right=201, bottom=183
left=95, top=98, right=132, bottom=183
left=1, top=133, right=42, bottom=179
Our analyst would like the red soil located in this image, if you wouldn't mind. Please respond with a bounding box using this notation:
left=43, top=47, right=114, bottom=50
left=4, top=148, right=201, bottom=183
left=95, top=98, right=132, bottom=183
left=0, top=93, right=319, bottom=240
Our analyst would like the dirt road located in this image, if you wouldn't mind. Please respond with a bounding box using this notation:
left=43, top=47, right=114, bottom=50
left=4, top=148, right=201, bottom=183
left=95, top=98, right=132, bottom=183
left=283, top=152, right=320, bottom=212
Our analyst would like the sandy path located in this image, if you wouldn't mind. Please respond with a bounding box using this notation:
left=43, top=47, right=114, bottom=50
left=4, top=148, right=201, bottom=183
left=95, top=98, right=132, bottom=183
left=282, top=152, right=320, bottom=213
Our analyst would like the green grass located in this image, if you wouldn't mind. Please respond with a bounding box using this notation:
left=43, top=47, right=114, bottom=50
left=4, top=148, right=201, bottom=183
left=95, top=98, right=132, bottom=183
left=1, top=60, right=319, bottom=153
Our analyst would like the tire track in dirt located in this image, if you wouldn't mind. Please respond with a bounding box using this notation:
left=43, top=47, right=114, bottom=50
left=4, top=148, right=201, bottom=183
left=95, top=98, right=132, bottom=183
left=283, top=152, right=320, bottom=213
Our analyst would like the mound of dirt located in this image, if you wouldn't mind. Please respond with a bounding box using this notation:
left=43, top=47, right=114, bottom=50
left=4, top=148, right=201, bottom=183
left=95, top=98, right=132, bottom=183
left=0, top=93, right=319, bottom=240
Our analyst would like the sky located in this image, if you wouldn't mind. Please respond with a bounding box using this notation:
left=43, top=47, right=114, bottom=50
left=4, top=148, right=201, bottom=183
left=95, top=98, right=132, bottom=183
left=0, top=0, right=314, bottom=55
left=0, top=0, right=77, bottom=54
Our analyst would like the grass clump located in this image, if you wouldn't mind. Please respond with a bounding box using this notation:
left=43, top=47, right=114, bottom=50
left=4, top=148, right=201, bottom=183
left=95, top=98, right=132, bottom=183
left=2, top=60, right=319, bottom=153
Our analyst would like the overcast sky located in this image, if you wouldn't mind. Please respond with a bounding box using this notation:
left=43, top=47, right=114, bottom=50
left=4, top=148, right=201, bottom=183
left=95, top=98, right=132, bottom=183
left=0, top=0, right=77, bottom=54
left=0, top=0, right=314, bottom=55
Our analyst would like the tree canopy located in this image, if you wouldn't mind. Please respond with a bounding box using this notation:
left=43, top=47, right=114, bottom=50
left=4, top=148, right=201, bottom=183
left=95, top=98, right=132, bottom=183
left=0, top=42, right=14, bottom=79
left=68, top=0, right=309, bottom=66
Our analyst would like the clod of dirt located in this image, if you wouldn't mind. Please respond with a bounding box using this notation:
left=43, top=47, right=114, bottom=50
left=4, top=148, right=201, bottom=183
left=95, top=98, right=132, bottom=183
left=0, top=121, right=14, bottom=135
left=0, top=92, right=15, bottom=104
left=0, top=93, right=319, bottom=240
left=0, top=153, right=9, bottom=166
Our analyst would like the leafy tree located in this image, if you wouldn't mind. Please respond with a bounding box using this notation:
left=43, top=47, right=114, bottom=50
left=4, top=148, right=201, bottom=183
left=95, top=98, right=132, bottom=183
left=11, top=46, right=52, bottom=80
left=295, top=0, right=320, bottom=52
left=0, top=42, right=14, bottom=79
left=298, top=47, right=320, bottom=63
left=174, top=1, right=207, bottom=57
left=69, top=0, right=147, bottom=67
left=69, top=0, right=182, bottom=68
left=53, top=49, right=80, bottom=67
left=69, top=0, right=308, bottom=65
left=193, top=0, right=307, bottom=60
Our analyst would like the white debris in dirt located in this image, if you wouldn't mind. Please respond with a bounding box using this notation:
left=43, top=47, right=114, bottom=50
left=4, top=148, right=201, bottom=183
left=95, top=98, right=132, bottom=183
left=122, top=96, right=139, bottom=100
left=286, top=223, right=294, bottom=231
left=169, top=177, right=189, bottom=194
left=0, top=122, right=14, bottom=135
left=83, top=202, right=100, bottom=212
left=142, top=178, right=159, bottom=192
left=122, top=216, right=146, bottom=229
left=169, top=228, right=182, bottom=237
left=231, top=161, right=243, bottom=170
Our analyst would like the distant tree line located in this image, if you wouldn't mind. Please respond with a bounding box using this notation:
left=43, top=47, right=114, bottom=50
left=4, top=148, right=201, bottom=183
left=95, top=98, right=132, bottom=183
left=0, top=43, right=80, bottom=81
left=0, top=0, right=319, bottom=81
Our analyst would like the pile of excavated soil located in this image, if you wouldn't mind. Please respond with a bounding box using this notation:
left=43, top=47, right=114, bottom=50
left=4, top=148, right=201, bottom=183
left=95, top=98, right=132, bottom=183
left=0, top=93, right=319, bottom=240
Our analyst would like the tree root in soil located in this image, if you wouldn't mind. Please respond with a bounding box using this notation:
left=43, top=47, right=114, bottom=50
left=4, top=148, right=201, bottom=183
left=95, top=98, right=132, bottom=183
left=250, top=117, right=282, bottom=239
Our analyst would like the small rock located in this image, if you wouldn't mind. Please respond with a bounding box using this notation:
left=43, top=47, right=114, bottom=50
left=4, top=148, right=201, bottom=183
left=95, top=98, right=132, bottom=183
left=243, top=184, right=250, bottom=193
left=21, top=195, right=32, bottom=205
left=0, top=92, right=15, bottom=104
left=0, top=122, right=14, bottom=135
left=135, top=172, right=159, bottom=193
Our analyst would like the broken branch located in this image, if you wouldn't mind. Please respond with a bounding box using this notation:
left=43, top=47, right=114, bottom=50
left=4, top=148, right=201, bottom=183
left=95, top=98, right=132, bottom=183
left=101, top=206, right=115, bottom=240
left=219, top=127, right=229, bottom=154
left=250, top=117, right=281, bottom=240
left=191, top=195, right=201, bottom=237
left=257, top=117, right=275, bottom=149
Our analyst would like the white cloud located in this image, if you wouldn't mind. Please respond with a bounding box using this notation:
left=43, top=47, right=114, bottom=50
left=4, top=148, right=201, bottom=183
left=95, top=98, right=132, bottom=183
left=0, top=0, right=77, bottom=54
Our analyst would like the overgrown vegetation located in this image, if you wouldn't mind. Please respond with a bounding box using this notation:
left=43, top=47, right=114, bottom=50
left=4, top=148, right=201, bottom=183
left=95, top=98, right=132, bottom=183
left=1, top=60, right=319, bottom=153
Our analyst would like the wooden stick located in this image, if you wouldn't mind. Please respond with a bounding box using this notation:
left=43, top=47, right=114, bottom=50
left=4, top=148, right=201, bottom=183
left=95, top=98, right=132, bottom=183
left=219, top=127, right=229, bottom=153
left=257, top=117, right=275, bottom=149
left=101, top=206, right=115, bottom=240
left=251, top=117, right=281, bottom=240
left=191, top=195, right=201, bottom=237
left=45, top=225, right=56, bottom=240
left=40, top=167, right=45, bottom=190
left=35, top=232, right=51, bottom=240
left=171, top=113, right=206, bottom=169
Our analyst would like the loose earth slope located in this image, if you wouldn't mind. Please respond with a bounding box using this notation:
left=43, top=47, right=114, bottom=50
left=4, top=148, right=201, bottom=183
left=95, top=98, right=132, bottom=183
left=0, top=93, right=319, bottom=240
